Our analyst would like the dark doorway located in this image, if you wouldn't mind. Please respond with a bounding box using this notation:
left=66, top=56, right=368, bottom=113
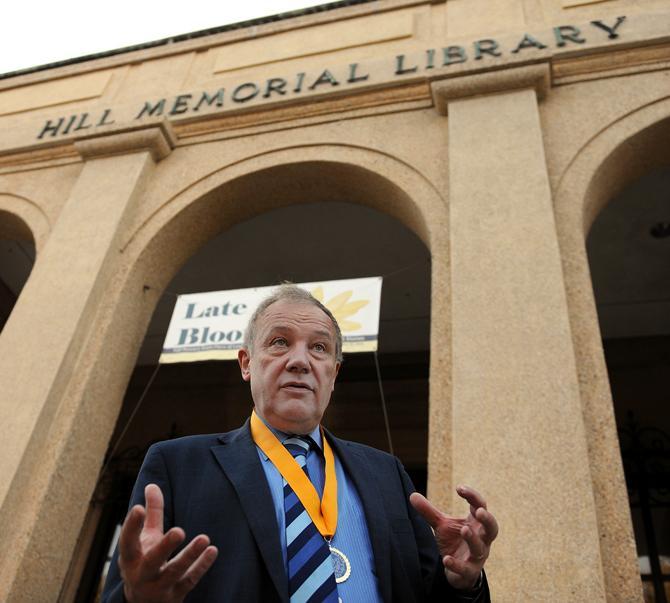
left=587, top=167, right=670, bottom=602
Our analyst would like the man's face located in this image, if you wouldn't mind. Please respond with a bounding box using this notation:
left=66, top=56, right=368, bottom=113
left=238, top=299, right=341, bottom=434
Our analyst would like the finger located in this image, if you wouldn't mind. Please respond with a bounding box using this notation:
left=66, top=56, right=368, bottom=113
left=118, top=505, right=145, bottom=563
left=142, top=527, right=186, bottom=573
left=461, top=525, right=486, bottom=561
left=409, top=492, right=444, bottom=530
left=174, top=545, right=219, bottom=599
left=444, top=555, right=481, bottom=584
left=456, top=485, right=487, bottom=513
left=475, top=507, right=499, bottom=543
left=162, top=534, right=211, bottom=582
left=144, top=484, right=165, bottom=533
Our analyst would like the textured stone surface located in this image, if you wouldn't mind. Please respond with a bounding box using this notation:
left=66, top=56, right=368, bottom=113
left=0, top=0, right=665, bottom=600
left=0, top=150, right=155, bottom=601
left=447, top=87, right=607, bottom=601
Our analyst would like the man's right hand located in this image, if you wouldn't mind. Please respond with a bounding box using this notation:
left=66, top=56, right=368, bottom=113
left=118, top=483, right=218, bottom=603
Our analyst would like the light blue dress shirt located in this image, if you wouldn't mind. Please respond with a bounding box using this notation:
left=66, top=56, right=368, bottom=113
left=256, top=422, right=383, bottom=603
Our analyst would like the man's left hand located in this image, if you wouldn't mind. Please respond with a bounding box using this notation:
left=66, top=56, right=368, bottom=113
left=410, top=486, right=498, bottom=590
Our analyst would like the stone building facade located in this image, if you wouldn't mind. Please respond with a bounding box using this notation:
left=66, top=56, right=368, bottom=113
left=1, top=0, right=669, bottom=600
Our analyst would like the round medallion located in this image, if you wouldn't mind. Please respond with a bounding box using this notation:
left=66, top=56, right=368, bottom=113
left=329, top=546, right=351, bottom=583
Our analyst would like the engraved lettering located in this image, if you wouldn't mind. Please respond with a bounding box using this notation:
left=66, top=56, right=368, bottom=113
left=395, top=54, right=418, bottom=75
left=37, top=117, right=64, bottom=139
left=474, top=39, right=502, bottom=60
left=194, top=89, right=225, bottom=111
left=263, top=78, right=287, bottom=98
left=511, top=34, right=548, bottom=53
left=136, top=99, right=166, bottom=119
left=590, top=16, right=626, bottom=39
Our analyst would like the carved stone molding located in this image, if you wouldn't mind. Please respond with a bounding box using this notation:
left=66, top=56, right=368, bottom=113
left=430, top=63, right=551, bottom=115
left=74, top=119, right=177, bottom=162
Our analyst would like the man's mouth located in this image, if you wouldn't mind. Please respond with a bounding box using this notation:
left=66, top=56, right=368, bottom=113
left=282, top=382, right=313, bottom=392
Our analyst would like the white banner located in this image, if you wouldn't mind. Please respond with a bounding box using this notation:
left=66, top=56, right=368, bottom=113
left=160, top=277, right=383, bottom=364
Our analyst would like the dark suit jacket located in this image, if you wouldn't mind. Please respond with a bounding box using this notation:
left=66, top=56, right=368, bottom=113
left=102, top=421, right=490, bottom=602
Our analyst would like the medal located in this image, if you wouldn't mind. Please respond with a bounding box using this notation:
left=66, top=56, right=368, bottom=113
left=251, top=412, right=351, bottom=584
left=329, top=545, right=351, bottom=583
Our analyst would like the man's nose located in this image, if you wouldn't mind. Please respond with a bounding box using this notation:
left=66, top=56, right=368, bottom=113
left=286, top=344, right=310, bottom=372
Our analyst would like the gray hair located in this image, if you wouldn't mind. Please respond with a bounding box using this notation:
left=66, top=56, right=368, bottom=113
left=243, top=284, right=343, bottom=362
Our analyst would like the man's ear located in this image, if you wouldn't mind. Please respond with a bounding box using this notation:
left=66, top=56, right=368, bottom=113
left=330, top=361, right=341, bottom=392
left=238, top=348, right=252, bottom=382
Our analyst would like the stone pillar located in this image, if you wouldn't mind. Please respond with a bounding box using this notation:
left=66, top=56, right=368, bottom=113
left=0, top=122, right=174, bottom=601
left=432, top=66, right=608, bottom=601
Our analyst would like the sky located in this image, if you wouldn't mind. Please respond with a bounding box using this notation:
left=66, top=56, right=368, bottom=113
left=1, top=1, right=327, bottom=76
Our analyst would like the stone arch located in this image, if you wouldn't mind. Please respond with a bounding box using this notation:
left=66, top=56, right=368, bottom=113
left=4, top=145, right=452, bottom=600
left=0, top=194, right=48, bottom=333
left=117, top=144, right=450, bottom=498
left=555, top=99, right=670, bottom=235
left=124, top=144, right=443, bottom=263
left=0, top=193, right=50, bottom=251
left=553, top=100, right=670, bottom=598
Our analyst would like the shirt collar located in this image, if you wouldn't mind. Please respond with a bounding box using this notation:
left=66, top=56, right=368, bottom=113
left=255, top=414, right=323, bottom=461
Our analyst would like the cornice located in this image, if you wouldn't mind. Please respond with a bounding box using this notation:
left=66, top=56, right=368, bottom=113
left=0, top=11, right=668, bottom=168
left=73, top=120, right=176, bottom=161
left=431, top=64, right=550, bottom=114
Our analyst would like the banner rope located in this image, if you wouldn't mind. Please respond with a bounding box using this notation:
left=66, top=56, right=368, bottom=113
left=373, top=350, right=394, bottom=456
left=98, top=363, right=162, bottom=484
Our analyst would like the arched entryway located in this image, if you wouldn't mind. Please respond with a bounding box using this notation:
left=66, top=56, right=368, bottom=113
left=554, top=108, right=670, bottom=602
left=0, top=199, right=46, bottom=333
left=587, top=165, right=670, bottom=602
left=56, top=151, right=447, bottom=600
left=0, top=211, right=34, bottom=333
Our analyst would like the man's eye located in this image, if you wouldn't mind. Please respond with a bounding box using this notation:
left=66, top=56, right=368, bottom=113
left=271, top=338, right=288, bottom=347
left=313, top=343, right=326, bottom=352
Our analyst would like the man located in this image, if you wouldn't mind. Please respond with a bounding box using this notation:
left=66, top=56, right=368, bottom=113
left=103, top=285, right=497, bottom=602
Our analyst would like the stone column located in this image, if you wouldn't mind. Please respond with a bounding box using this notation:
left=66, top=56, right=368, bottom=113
left=432, top=66, right=608, bottom=601
left=0, top=122, right=174, bottom=601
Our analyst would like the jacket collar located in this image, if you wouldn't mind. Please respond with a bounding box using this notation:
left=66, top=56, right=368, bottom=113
left=210, top=419, right=289, bottom=603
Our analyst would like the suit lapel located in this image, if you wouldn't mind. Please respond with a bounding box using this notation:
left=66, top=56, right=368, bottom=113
left=210, top=420, right=288, bottom=603
left=326, top=433, right=394, bottom=603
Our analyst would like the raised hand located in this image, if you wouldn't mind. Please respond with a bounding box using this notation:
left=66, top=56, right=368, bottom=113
left=118, top=483, right=218, bottom=603
left=410, top=485, right=498, bottom=590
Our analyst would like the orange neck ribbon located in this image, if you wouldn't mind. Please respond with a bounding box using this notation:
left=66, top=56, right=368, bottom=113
left=250, top=410, right=338, bottom=538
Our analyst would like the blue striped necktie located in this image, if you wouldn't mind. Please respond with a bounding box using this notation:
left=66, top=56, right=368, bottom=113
left=283, top=436, right=339, bottom=603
